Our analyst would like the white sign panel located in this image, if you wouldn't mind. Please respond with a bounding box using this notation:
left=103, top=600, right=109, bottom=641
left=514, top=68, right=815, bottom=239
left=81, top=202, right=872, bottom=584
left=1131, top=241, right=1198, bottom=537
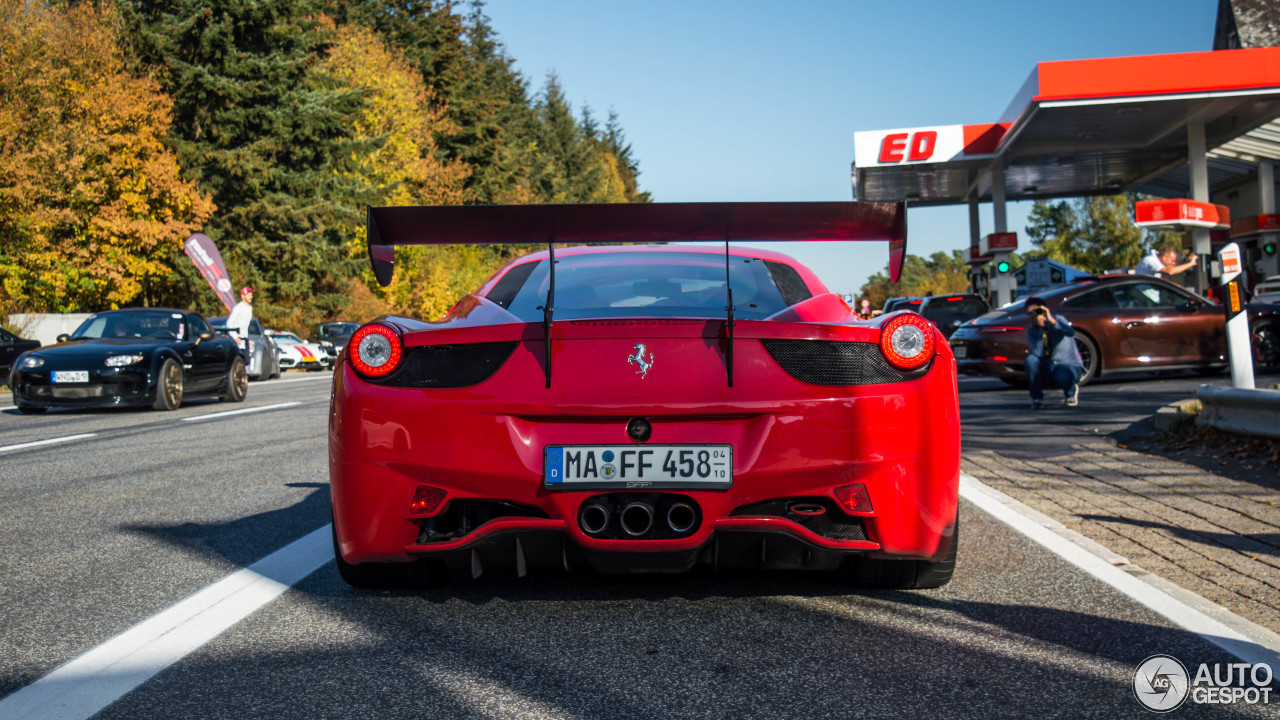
left=1219, top=243, right=1242, bottom=284
left=854, top=125, right=966, bottom=168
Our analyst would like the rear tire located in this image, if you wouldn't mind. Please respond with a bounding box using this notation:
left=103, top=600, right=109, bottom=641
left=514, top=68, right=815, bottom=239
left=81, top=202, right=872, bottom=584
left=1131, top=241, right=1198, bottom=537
left=1074, top=333, right=1099, bottom=386
left=219, top=356, right=248, bottom=403
left=331, top=523, right=443, bottom=590
left=1253, top=321, right=1280, bottom=372
left=847, top=515, right=958, bottom=590
left=152, top=359, right=184, bottom=411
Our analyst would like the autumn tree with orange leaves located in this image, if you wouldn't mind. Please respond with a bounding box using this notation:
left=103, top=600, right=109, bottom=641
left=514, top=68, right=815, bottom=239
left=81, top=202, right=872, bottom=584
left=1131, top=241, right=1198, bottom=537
left=313, top=23, right=494, bottom=319
left=0, top=0, right=214, bottom=313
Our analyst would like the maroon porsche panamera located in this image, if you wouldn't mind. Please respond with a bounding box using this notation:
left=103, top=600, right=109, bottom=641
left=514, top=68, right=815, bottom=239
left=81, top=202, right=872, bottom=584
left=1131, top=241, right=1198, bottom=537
left=948, top=275, right=1280, bottom=385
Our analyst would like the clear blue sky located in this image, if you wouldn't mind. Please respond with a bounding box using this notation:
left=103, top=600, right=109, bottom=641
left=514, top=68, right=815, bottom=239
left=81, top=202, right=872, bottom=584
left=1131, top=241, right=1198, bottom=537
left=482, top=0, right=1216, bottom=297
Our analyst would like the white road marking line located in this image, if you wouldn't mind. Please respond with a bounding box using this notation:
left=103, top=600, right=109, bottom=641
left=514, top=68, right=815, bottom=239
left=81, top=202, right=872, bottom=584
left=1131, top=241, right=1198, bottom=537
left=0, top=433, right=97, bottom=454
left=0, top=525, right=333, bottom=720
left=960, top=473, right=1280, bottom=669
left=180, top=402, right=302, bottom=422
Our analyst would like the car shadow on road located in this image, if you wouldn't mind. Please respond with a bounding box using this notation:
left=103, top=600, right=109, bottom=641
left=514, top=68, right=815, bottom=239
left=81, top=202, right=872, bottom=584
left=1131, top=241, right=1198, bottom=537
left=0, top=398, right=222, bottom=416
left=122, top=482, right=333, bottom=569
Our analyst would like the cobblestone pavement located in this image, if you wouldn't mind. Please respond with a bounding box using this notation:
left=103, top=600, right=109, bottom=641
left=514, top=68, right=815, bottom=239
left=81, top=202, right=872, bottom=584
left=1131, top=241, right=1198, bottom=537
left=962, top=441, right=1280, bottom=635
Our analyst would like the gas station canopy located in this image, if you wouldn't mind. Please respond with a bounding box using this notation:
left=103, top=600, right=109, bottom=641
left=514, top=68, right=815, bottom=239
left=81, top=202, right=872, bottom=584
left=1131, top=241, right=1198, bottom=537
left=853, top=47, right=1280, bottom=207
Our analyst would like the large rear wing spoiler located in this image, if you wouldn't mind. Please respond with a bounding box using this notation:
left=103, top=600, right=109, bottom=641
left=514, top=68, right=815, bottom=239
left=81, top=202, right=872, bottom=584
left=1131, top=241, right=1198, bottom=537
left=366, top=202, right=908, bottom=387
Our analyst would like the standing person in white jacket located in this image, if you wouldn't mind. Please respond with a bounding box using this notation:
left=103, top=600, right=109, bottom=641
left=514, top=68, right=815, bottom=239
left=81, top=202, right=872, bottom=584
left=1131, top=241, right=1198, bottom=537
left=226, top=286, right=255, bottom=363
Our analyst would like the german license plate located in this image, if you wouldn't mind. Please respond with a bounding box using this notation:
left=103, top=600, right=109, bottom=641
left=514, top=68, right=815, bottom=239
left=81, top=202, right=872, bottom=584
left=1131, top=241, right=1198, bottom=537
left=52, top=371, right=89, bottom=383
left=545, top=445, right=732, bottom=490
left=951, top=345, right=968, bottom=358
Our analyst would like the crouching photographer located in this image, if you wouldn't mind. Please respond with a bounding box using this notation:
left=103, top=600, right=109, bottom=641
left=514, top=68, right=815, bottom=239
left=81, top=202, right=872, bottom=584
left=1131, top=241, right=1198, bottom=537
left=1024, top=298, right=1084, bottom=410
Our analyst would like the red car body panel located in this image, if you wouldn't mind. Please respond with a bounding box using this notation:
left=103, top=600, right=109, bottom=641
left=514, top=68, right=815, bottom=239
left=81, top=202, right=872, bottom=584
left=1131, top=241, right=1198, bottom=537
left=332, top=221, right=957, bottom=578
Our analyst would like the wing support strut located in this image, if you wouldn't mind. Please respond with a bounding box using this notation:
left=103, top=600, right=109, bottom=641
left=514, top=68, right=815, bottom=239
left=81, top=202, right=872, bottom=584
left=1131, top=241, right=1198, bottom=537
left=543, top=241, right=555, bottom=389
left=724, top=237, right=735, bottom=388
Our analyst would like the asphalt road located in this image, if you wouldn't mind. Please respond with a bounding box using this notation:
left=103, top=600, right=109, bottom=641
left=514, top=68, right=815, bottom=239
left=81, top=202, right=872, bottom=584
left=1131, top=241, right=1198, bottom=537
left=959, top=367, right=1280, bottom=454
left=0, top=371, right=1275, bottom=719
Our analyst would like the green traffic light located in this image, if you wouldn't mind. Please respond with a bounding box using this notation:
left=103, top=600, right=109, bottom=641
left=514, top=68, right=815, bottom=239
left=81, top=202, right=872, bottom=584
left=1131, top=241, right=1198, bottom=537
left=1266, top=242, right=1277, bottom=255
left=996, top=261, right=1011, bottom=273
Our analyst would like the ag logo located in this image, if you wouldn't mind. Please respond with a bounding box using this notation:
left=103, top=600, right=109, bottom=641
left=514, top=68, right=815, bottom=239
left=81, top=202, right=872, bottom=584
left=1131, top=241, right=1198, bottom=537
left=1133, top=655, right=1190, bottom=712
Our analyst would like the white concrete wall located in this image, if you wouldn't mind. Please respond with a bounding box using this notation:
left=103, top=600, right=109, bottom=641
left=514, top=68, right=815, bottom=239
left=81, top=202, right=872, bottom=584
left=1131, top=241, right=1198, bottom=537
left=7, top=314, right=93, bottom=346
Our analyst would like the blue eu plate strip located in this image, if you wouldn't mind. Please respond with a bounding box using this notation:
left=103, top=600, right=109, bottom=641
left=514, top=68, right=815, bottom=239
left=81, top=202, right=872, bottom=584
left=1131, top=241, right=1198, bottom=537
left=545, top=447, right=563, bottom=484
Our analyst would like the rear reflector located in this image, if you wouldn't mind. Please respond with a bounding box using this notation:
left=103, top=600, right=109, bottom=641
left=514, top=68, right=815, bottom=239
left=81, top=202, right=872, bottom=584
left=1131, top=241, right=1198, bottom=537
left=410, top=485, right=447, bottom=515
left=834, top=484, right=873, bottom=514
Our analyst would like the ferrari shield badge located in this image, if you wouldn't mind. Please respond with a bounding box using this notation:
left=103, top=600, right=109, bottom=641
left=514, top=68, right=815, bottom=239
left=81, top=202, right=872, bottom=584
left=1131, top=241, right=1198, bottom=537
left=626, top=343, right=655, bottom=379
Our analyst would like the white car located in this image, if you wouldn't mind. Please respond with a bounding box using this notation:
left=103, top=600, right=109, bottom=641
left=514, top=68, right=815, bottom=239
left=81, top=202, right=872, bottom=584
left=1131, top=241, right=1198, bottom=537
left=1256, top=275, right=1280, bottom=304
left=265, top=330, right=332, bottom=371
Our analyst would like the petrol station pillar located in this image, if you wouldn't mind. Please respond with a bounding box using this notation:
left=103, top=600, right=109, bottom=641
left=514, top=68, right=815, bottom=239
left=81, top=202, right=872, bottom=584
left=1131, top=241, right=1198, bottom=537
left=1188, top=122, right=1211, bottom=293
left=967, top=197, right=987, bottom=296
left=1260, top=160, right=1279, bottom=278
left=991, top=164, right=1013, bottom=307
left=969, top=197, right=981, bottom=249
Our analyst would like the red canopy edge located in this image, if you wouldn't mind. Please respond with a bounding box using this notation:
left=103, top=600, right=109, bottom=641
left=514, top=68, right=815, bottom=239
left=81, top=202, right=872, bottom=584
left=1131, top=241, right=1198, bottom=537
left=366, top=202, right=908, bottom=287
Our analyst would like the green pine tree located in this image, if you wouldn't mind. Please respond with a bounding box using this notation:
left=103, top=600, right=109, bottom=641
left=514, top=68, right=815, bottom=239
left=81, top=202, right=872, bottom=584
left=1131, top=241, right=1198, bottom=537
left=534, top=72, right=607, bottom=202
left=1025, top=194, right=1181, bottom=274
left=605, top=108, right=651, bottom=203
left=120, top=0, right=379, bottom=324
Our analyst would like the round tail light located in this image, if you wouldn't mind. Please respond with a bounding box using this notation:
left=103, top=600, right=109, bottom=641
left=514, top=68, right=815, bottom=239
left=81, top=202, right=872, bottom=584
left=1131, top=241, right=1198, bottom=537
left=349, top=323, right=403, bottom=378
left=879, top=314, right=935, bottom=370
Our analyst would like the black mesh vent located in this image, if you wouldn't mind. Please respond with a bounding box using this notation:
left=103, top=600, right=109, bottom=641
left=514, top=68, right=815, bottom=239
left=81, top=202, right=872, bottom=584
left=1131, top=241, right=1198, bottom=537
left=416, top=500, right=550, bottom=544
left=760, top=339, right=931, bottom=385
left=377, top=342, right=518, bottom=388
left=730, top=498, right=867, bottom=541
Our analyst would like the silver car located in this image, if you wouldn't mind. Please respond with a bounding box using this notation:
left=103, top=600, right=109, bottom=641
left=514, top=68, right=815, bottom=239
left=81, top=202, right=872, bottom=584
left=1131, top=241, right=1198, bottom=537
left=210, top=316, right=280, bottom=380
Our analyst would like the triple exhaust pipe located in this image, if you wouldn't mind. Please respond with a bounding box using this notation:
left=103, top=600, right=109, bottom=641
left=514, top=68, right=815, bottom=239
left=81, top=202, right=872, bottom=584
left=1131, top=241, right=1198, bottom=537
left=579, top=500, right=697, bottom=538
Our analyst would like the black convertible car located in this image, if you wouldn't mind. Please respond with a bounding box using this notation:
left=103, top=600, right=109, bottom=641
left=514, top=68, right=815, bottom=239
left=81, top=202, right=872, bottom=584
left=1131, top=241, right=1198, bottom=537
left=1, top=327, right=41, bottom=379
left=9, top=308, right=247, bottom=414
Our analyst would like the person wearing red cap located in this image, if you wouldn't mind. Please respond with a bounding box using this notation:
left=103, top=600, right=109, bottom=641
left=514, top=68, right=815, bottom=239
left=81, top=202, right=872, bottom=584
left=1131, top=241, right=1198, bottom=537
left=227, top=286, right=255, bottom=363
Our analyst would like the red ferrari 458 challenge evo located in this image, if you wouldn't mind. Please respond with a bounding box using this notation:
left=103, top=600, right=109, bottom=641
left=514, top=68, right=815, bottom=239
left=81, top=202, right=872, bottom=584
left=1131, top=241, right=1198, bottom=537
left=329, top=202, right=960, bottom=589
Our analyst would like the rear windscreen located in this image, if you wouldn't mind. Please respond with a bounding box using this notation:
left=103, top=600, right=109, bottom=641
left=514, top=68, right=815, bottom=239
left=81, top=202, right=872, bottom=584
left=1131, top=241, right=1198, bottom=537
left=491, top=252, right=794, bottom=321
left=922, top=298, right=988, bottom=324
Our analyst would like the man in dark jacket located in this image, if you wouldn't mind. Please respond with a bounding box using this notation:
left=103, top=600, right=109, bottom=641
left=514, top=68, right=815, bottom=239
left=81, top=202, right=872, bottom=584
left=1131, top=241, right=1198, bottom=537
left=1025, top=297, right=1084, bottom=409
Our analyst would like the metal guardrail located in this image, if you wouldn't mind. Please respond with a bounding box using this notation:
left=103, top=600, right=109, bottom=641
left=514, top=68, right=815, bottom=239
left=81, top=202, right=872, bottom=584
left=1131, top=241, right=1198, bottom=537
left=1195, top=384, right=1280, bottom=439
